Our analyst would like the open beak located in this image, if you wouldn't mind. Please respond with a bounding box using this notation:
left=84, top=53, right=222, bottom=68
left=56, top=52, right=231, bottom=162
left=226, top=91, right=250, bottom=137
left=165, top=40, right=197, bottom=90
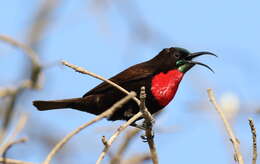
left=185, top=51, right=217, bottom=60
left=178, top=51, right=217, bottom=73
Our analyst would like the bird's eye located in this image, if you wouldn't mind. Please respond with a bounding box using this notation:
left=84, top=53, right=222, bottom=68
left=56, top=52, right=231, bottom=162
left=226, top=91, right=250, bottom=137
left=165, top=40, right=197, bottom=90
left=175, top=53, right=180, bottom=58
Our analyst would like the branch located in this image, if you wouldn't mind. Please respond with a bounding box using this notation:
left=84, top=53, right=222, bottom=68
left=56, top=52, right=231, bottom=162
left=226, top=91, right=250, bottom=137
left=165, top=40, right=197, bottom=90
left=61, top=60, right=140, bottom=104
left=0, top=82, right=31, bottom=136
left=26, top=0, right=60, bottom=50
left=43, top=92, right=136, bottom=164
left=139, top=87, right=154, bottom=123
left=139, top=87, right=158, bottom=164
left=0, top=158, right=35, bottom=164
left=0, top=114, right=28, bottom=154
left=0, top=81, right=32, bottom=98
left=0, top=35, right=40, bottom=67
left=0, top=35, right=42, bottom=87
left=110, top=128, right=140, bottom=164
left=96, top=112, right=143, bottom=164
left=0, top=34, right=42, bottom=134
left=248, top=118, right=257, bottom=164
left=0, top=90, right=30, bottom=142
left=2, top=138, right=28, bottom=162
left=207, top=89, right=244, bottom=164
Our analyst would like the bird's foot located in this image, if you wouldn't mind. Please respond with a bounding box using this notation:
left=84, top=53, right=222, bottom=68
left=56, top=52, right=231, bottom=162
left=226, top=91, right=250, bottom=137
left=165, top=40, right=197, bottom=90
left=130, top=121, right=155, bottom=142
left=140, top=130, right=155, bottom=142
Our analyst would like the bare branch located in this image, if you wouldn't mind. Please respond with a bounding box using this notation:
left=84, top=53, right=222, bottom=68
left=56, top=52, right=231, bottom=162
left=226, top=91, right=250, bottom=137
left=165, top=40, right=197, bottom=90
left=0, top=35, right=40, bottom=67
left=139, top=87, right=154, bottom=123
left=26, top=0, right=60, bottom=50
left=110, top=128, right=140, bottom=164
left=61, top=60, right=140, bottom=104
left=102, top=136, right=108, bottom=147
left=0, top=158, right=35, bottom=164
left=0, top=81, right=32, bottom=98
left=0, top=85, right=30, bottom=141
left=0, top=34, right=42, bottom=133
left=207, top=89, right=244, bottom=164
left=0, top=114, right=28, bottom=154
left=96, top=112, right=143, bottom=164
left=248, top=118, right=257, bottom=164
left=139, top=86, right=158, bottom=164
left=2, top=137, right=28, bottom=161
left=43, top=92, right=136, bottom=164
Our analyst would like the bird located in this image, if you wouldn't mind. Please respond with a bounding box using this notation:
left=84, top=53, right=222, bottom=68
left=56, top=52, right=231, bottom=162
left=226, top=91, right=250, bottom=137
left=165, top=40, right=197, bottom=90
left=33, top=47, right=216, bottom=122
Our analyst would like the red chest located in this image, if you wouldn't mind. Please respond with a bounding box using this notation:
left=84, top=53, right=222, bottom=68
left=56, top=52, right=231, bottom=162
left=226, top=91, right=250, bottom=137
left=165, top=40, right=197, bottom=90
left=151, top=69, right=184, bottom=106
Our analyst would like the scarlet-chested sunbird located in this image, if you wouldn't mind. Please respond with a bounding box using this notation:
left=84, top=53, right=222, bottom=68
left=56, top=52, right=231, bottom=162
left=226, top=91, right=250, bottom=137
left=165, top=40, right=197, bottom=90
left=33, top=47, right=216, bottom=121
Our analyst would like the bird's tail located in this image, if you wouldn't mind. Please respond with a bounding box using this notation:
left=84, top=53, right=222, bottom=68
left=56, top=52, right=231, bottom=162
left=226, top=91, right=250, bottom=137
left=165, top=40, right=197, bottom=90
left=33, top=98, right=83, bottom=111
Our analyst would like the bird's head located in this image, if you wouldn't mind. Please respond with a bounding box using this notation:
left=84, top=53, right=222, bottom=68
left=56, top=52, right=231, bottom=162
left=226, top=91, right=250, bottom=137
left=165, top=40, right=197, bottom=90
left=152, top=47, right=217, bottom=73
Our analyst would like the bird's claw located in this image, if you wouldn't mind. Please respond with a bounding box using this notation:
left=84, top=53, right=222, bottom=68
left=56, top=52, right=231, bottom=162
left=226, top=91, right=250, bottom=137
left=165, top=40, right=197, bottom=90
left=140, top=130, right=155, bottom=142
left=141, top=134, right=148, bottom=142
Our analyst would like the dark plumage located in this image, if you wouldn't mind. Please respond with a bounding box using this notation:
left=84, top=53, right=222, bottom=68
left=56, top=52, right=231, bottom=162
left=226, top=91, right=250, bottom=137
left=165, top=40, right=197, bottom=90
left=33, top=47, right=216, bottom=121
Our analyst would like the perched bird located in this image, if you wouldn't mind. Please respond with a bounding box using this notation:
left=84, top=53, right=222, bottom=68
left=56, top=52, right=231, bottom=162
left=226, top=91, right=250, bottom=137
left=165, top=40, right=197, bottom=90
left=33, top=47, right=216, bottom=121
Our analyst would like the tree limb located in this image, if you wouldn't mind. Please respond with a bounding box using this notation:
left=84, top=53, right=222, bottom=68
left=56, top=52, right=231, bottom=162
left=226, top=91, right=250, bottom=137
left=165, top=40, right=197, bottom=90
left=207, top=89, right=244, bottom=164
left=139, top=86, right=158, bottom=164
left=248, top=118, right=257, bottom=164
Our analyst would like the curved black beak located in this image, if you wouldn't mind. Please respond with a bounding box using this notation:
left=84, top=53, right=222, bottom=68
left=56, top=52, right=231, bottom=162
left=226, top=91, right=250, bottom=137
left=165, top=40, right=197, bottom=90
left=184, top=51, right=217, bottom=73
left=185, top=51, right=217, bottom=60
left=185, top=60, right=215, bottom=73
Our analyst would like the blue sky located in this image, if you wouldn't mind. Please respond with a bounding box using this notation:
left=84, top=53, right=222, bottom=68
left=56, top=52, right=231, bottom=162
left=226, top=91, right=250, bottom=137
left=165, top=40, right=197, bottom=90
left=1, top=0, right=260, bottom=163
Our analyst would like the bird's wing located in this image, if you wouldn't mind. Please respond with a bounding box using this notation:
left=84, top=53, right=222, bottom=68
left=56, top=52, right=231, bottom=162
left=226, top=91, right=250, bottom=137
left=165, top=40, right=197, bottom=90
left=83, top=61, right=153, bottom=97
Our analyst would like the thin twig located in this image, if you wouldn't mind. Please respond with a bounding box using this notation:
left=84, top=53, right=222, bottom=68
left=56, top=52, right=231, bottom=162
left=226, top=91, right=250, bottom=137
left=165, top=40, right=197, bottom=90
left=96, top=112, right=143, bottom=164
left=0, top=81, right=32, bottom=98
left=25, top=0, right=59, bottom=90
left=0, top=34, right=42, bottom=136
left=102, top=136, right=108, bottom=147
left=2, top=138, right=28, bottom=162
left=0, top=81, right=32, bottom=142
left=139, top=86, right=158, bottom=164
left=207, top=89, right=244, bottom=164
left=61, top=60, right=140, bottom=104
left=110, top=128, right=140, bottom=164
left=248, top=118, right=257, bottom=164
left=0, top=35, right=40, bottom=66
left=1, top=93, right=20, bottom=137
left=0, top=158, right=35, bottom=164
left=26, top=0, right=60, bottom=50
left=0, top=34, right=42, bottom=88
left=139, top=87, right=154, bottom=123
left=43, top=92, right=136, bottom=164
left=0, top=114, right=28, bottom=154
